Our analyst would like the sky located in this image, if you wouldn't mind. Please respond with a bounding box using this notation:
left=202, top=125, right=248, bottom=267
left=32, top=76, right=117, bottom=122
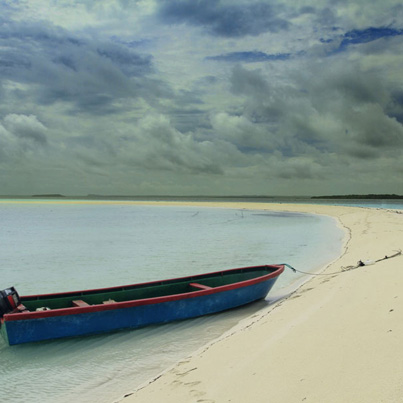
left=1, top=0, right=403, bottom=196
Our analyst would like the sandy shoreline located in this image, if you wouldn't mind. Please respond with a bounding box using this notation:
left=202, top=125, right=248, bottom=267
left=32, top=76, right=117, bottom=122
left=113, top=202, right=403, bottom=403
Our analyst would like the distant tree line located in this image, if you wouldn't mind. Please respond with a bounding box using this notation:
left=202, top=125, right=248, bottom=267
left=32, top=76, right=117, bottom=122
left=311, top=194, right=403, bottom=199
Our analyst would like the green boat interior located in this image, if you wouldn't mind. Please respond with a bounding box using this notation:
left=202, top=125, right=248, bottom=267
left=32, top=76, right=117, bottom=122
left=19, top=267, right=273, bottom=312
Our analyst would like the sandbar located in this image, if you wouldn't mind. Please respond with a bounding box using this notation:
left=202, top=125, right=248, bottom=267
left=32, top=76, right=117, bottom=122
left=115, top=202, right=403, bottom=403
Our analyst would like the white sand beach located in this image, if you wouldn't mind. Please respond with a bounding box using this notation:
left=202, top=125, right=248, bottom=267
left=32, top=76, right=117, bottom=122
left=117, top=202, right=403, bottom=403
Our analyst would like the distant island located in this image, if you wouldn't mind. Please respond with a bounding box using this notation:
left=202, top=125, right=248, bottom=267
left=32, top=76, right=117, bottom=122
left=312, top=194, right=403, bottom=199
left=32, top=194, right=65, bottom=198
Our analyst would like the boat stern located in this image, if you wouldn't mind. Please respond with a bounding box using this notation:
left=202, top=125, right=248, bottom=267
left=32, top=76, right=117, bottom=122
left=0, top=319, right=11, bottom=346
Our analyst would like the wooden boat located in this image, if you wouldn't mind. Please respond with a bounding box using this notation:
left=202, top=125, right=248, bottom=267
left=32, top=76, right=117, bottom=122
left=0, top=264, right=284, bottom=345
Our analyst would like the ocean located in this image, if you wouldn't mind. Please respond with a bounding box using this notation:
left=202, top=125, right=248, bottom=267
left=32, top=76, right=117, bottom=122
left=0, top=199, right=383, bottom=402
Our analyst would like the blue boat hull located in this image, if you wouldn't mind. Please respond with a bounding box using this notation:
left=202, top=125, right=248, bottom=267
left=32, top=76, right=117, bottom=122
left=3, top=277, right=277, bottom=345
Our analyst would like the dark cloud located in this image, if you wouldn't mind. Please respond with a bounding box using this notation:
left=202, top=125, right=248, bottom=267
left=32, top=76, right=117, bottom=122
left=226, top=61, right=403, bottom=168
left=230, top=66, right=271, bottom=97
left=326, top=68, right=382, bottom=104
left=387, top=90, right=403, bottom=124
left=277, top=160, right=325, bottom=180
left=315, top=7, right=337, bottom=28
left=157, top=0, right=289, bottom=37
left=0, top=19, right=163, bottom=115
left=164, top=108, right=210, bottom=133
left=345, top=106, right=403, bottom=151
left=229, top=66, right=286, bottom=128
left=206, top=51, right=291, bottom=63
left=121, top=114, right=224, bottom=175
left=96, top=43, right=153, bottom=77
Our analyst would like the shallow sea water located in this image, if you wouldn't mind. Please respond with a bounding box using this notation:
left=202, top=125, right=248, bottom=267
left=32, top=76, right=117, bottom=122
left=0, top=202, right=344, bottom=403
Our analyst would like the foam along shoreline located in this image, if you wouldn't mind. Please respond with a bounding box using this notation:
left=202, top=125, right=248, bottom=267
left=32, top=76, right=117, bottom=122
left=115, top=202, right=403, bottom=403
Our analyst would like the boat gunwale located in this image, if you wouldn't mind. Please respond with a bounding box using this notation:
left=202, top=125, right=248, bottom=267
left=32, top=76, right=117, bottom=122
left=3, top=265, right=284, bottom=322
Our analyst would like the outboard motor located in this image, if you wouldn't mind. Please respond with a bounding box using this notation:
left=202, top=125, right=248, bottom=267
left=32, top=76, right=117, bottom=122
left=0, top=287, right=21, bottom=318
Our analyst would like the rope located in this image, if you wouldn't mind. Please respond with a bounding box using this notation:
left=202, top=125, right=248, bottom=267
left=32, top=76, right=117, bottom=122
left=281, top=249, right=402, bottom=277
left=375, top=249, right=402, bottom=262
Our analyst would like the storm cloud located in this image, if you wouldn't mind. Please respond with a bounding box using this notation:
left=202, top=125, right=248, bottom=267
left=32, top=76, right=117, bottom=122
left=157, top=0, right=289, bottom=37
left=0, top=0, right=402, bottom=196
left=0, top=17, right=164, bottom=115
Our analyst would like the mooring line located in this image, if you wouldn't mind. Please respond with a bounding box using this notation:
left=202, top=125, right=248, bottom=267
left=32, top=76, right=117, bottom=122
left=281, top=249, right=402, bottom=276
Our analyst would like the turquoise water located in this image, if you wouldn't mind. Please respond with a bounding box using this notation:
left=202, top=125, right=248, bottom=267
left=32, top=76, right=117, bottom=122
left=0, top=202, right=344, bottom=402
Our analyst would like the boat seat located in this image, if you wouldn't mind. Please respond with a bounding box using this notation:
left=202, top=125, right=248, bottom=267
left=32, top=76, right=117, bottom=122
left=102, top=299, right=116, bottom=304
left=72, top=299, right=90, bottom=307
left=189, top=282, right=213, bottom=291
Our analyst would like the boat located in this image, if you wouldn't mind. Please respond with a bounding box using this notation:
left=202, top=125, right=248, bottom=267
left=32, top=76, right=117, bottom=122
left=0, top=264, right=284, bottom=345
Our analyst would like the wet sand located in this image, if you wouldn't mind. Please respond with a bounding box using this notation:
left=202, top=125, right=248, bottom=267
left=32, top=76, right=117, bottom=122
left=115, top=202, right=403, bottom=403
